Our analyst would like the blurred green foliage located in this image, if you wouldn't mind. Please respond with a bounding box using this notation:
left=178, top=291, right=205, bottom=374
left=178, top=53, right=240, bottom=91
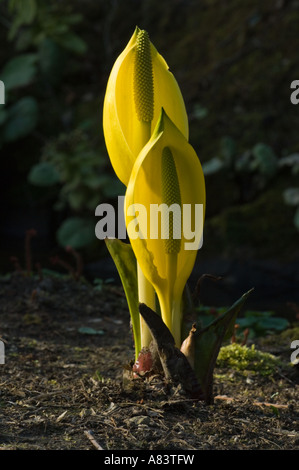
left=0, top=53, right=39, bottom=145
left=0, top=1, right=87, bottom=148
left=203, top=137, right=279, bottom=200
left=197, top=306, right=289, bottom=339
left=7, top=0, right=87, bottom=54
left=0, top=0, right=298, bottom=261
left=28, top=129, right=125, bottom=248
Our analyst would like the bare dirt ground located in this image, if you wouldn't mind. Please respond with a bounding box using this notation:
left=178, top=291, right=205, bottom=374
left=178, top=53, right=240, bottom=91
left=0, top=272, right=298, bottom=450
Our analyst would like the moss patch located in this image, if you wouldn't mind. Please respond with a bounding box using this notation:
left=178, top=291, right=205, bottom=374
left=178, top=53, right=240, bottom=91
left=216, top=343, right=280, bottom=376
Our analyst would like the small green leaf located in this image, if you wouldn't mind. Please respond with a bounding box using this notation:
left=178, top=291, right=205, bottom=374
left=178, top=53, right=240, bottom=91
left=67, top=191, right=86, bottom=210
left=244, top=309, right=273, bottom=318
left=251, top=143, right=278, bottom=179
left=202, top=157, right=224, bottom=175
left=8, top=0, right=37, bottom=24
left=235, top=150, right=252, bottom=173
left=55, top=32, right=87, bottom=55
left=105, top=238, right=140, bottom=359
left=83, top=173, right=106, bottom=190
left=3, top=97, right=38, bottom=142
left=78, top=327, right=104, bottom=335
left=256, top=317, right=289, bottom=333
left=270, top=405, right=280, bottom=417
left=283, top=188, right=299, bottom=207
left=193, top=104, right=208, bottom=120
left=28, top=161, right=61, bottom=186
left=220, top=136, right=236, bottom=167
left=1, top=54, right=37, bottom=91
left=279, top=153, right=299, bottom=169
left=8, top=0, right=37, bottom=39
left=56, top=217, right=95, bottom=249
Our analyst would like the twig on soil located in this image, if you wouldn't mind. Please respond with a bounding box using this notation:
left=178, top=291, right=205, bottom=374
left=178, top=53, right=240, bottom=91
left=215, top=395, right=290, bottom=409
left=215, top=395, right=234, bottom=403
left=252, top=401, right=289, bottom=409
left=84, top=430, right=104, bottom=450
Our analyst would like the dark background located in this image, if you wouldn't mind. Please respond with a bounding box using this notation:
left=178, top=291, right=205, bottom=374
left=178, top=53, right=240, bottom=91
left=0, top=0, right=298, bottom=317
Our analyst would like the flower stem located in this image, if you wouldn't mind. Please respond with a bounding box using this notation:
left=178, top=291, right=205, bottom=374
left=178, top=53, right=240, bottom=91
left=137, top=263, right=156, bottom=347
left=171, top=295, right=182, bottom=348
left=157, top=288, right=181, bottom=348
left=167, top=253, right=181, bottom=347
left=134, top=119, right=156, bottom=349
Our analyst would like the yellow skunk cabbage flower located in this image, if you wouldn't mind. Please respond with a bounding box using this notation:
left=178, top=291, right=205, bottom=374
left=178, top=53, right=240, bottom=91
left=125, top=110, right=206, bottom=347
left=103, top=26, right=188, bottom=187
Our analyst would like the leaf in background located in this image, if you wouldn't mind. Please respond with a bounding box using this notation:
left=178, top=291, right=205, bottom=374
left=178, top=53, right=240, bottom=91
left=255, top=316, right=289, bottom=333
left=3, top=97, right=38, bottom=142
left=220, top=136, right=236, bottom=167
left=8, top=0, right=37, bottom=40
left=193, top=289, right=253, bottom=404
left=8, top=0, right=37, bottom=23
left=82, top=173, right=107, bottom=190
left=1, top=54, right=37, bottom=91
left=56, top=217, right=95, bottom=249
left=55, top=32, right=87, bottom=55
left=245, top=309, right=272, bottom=317
left=78, top=327, right=104, bottom=335
left=283, top=188, right=299, bottom=207
left=38, top=38, right=67, bottom=85
left=251, top=143, right=278, bottom=179
left=192, top=103, right=208, bottom=120
left=202, top=157, right=224, bottom=175
left=66, top=190, right=87, bottom=211
left=235, top=150, right=252, bottom=173
left=279, top=154, right=299, bottom=175
left=105, top=238, right=140, bottom=359
left=28, top=161, right=61, bottom=186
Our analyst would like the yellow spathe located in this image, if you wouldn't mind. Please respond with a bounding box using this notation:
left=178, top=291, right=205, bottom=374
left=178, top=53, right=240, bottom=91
left=125, top=110, right=205, bottom=345
left=103, top=27, right=188, bottom=187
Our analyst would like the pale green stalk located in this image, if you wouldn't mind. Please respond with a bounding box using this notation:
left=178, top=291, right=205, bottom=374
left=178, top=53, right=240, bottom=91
left=134, top=121, right=156, bottom=348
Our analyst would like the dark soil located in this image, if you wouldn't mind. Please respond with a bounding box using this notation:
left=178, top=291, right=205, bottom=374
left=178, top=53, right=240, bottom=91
left=0, top=272, right=298, bottom=450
